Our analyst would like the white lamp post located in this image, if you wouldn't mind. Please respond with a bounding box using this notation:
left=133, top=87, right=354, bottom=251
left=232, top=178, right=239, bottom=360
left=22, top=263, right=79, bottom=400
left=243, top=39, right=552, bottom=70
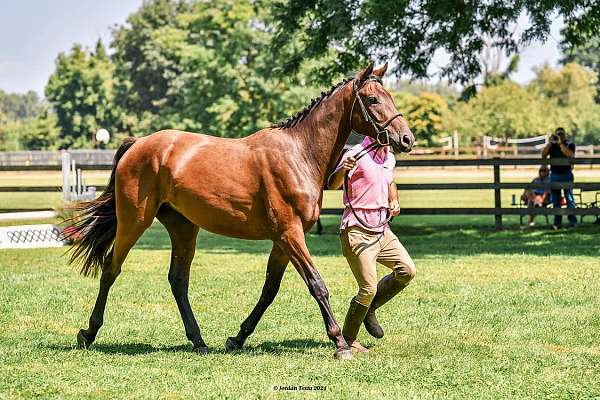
left=95, top=128, right=110, bottom=148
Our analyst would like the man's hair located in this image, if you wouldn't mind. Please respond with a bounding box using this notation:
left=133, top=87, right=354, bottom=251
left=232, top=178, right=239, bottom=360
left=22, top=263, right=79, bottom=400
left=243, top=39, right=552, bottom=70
left=555, top=127, right=566, bottom=135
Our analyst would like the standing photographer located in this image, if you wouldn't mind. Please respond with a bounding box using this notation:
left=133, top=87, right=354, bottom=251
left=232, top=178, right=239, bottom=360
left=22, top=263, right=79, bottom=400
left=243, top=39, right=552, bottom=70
left=542, top=127, right=577, bottom=229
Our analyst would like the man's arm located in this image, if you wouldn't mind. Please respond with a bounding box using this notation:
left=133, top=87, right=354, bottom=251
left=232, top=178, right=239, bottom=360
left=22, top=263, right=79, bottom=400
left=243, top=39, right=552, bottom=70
left=327, top=156, right=356, bottom=189
left=388, top=180, right=400, bottom=216
left=541, top=141, right=551, bottom=159
left=558, top=140, right=575, bottom=158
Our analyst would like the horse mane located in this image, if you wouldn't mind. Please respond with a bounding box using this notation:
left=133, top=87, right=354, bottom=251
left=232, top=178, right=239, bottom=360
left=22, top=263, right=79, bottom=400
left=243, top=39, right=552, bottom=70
left=272, top=77, right=354, bottom=129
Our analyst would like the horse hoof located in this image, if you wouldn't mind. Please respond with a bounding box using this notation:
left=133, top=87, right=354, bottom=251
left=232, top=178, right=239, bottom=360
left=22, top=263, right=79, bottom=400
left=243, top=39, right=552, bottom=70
left=225, top=337, right=242, bottom=352
left=76, top=330, right=92, bottom=350
left=333, top=348, right=353, bottom=360
left=192, top=346, right=209, bottom=355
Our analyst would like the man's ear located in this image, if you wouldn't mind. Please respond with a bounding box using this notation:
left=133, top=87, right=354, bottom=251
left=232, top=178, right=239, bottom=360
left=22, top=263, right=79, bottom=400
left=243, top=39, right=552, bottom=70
left=356, top=62, right=375, bottom=82
left=373, top=62, right=388, bottom=78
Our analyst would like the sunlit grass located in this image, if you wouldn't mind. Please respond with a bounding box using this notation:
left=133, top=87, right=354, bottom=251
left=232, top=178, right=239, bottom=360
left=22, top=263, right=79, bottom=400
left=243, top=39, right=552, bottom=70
left=1, top=216, right=599, bottom=398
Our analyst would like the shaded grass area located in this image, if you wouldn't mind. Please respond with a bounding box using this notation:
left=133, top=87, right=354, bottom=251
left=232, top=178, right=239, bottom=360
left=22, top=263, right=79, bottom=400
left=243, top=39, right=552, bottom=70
left=1, top=216, right=599, bottom=399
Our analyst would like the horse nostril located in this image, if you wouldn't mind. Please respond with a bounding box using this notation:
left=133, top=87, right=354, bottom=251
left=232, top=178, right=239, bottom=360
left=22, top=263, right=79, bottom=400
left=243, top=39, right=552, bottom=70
left=401, top=134, right=412, bottom=148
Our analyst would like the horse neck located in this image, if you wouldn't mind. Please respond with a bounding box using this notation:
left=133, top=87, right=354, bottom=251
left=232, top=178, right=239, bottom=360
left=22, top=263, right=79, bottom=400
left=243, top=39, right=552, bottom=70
left=287, top=83, right=354, bottom=186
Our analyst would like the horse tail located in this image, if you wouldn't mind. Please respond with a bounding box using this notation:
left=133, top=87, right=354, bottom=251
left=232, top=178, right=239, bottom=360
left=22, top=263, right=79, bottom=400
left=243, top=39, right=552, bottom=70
left=64, top=137, right=137, bottom=277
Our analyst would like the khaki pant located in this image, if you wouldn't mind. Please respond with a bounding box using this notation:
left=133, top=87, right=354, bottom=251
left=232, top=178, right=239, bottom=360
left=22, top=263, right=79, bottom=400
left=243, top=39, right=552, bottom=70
left=340, top=227, right=416, bottom=307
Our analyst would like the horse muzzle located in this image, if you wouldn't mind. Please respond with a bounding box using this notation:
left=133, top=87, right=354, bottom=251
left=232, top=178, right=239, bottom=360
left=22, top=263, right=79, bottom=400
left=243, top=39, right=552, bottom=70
left=390, top=131, right=414, bottom=153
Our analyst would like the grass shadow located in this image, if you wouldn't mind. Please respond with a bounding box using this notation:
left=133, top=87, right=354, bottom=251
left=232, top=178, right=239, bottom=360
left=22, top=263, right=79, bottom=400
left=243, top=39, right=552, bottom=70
left=241, top=338, right=330, bottom=354
left=44, top=342, right=191, bottom=355
left=44, top=339, right=329, bottom=356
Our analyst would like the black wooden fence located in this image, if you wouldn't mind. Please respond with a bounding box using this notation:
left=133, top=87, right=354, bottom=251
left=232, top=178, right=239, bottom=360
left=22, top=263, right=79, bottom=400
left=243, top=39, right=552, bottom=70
left=2, top=157, right=600, bottom=228
left=322, top=157, right=600, bottom=229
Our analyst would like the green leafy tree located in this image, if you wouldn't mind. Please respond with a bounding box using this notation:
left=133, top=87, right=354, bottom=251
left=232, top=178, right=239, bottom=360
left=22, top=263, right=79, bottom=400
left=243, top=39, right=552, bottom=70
left=0, top=89, right=55, bottom=150
left=111, top=0, right=192, bottom=133
left=111, top=0, right=323, bottom=137
left=0, top=90, right=43, bottom=120
left=45, top=41, right=117, bottom=148
left=530, top=62, right=600, bottom=143
left=450, top=80, right=556, bottom=139
left=273, top=1, right=599, bottom=83
left=405, top=92, right=449, bottom=146
left=561, top=34, right=600, bottom=102
left=0, top=112, right=59, bottom=150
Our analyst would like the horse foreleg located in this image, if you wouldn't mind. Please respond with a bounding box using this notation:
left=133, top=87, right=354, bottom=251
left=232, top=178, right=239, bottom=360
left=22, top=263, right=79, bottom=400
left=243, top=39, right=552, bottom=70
left=157, top=206, right=206, bottom=354
left=277, top=224, right=352, bottom=360
left=226, top=243, right=288, bottom=351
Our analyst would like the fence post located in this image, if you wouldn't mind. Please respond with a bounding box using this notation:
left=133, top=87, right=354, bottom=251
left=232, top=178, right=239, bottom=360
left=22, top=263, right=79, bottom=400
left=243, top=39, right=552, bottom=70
left=494, top=158, right=502, bottom=230
left=453, top=131, right=459, bottom=158
left=61, top=151, right=71, bottom=201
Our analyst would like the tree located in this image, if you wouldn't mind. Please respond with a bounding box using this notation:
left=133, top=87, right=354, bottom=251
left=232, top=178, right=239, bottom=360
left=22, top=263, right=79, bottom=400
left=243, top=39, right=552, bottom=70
left=530, top=63, right=600, bottom=143
left=110, top=0, right=324, bottom=137
left=0, top=90, right=55, bottom=150
left=0, top=90, right=43, bottom=120
left=0, top=111, right=59, bottom=151
left=273, top=1, right=600, bottom=83
left=45, top=41, right=117, bottom=148
left=561, top=34, right=600, bottom=102
left=111, top=0, right=192, bottom=129
left=405, top=92, right=449, bottom=146
left=449, top=80, right=556, bottom=139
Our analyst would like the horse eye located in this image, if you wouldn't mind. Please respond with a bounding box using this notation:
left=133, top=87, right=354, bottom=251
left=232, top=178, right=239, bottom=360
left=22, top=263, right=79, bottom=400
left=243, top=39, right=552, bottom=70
left=367, top=96, right=378, bottom=104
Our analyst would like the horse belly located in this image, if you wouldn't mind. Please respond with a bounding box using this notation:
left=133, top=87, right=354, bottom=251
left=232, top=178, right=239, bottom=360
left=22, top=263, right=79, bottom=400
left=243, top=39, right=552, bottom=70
left=171, top=191, right=270, bottom=239
left=167, top=158, right=270, bottom=240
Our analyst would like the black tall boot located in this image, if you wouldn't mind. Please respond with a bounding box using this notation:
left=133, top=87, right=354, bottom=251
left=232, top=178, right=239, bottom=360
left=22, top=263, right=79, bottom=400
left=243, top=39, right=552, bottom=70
left=342, top=297, right=370, bottom=353
left=363, top=273, right=408, bottom=338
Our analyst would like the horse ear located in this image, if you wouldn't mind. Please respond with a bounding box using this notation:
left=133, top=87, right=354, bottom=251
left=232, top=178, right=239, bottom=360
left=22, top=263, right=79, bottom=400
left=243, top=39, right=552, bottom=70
left=373, top=62, right=388, bottom=77
left=357, top=62, right=375, bottom=82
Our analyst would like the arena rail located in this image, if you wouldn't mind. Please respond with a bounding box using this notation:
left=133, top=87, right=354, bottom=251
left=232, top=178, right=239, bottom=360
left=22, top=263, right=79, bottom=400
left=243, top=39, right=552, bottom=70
left=2, top=157, right=600, bottom=228
left=322, top=157, right=600, bottom=229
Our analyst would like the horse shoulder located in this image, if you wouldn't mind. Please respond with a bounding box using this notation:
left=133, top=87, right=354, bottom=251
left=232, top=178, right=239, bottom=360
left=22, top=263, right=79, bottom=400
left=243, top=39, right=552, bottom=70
left=254, top=137, right=321, bottom=228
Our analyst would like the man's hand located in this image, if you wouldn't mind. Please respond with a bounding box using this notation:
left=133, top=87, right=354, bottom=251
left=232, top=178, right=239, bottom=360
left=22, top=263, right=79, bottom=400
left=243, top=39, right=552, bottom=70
left=327, top=156, right=357, bottom=189
left=389, top=199, right=401, bottom=216
left=340, top=156, right=357, bottom=171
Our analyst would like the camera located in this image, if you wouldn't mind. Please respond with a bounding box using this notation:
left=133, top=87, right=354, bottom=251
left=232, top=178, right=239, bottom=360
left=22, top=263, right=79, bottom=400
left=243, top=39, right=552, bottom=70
left=550, top=134, right=558, bottom=144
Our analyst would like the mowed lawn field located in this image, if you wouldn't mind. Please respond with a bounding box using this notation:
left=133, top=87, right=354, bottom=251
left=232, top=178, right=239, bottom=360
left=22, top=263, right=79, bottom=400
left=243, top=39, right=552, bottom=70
left=1, top=166, right=600, bottom=398
left=1, top=213, right=600, bottom=399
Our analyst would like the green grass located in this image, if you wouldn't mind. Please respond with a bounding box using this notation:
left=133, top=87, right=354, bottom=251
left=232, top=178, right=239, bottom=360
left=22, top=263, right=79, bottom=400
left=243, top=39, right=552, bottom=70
left=1, top=216, right=600, bottom=399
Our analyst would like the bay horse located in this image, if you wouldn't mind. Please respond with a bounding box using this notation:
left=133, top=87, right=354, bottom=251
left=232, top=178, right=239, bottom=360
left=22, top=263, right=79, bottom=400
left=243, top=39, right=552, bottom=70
left=67, top=62, right=414, bottom=360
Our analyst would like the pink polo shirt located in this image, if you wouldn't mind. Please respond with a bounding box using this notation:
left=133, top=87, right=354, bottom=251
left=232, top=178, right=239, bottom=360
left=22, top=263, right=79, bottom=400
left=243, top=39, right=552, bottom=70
left=336, top=137, right=395, bottom=232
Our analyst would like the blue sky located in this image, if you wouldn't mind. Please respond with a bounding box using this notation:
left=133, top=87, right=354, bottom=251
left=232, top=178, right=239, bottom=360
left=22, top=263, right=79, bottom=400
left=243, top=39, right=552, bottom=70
left=0, top=0, right=141, bottom=94
left=0, top=1, right=564, bottom=95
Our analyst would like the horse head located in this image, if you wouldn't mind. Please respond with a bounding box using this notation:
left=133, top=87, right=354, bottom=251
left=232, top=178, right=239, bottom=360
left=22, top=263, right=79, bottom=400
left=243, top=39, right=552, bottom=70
left=350, top=62, right=414, bottom=153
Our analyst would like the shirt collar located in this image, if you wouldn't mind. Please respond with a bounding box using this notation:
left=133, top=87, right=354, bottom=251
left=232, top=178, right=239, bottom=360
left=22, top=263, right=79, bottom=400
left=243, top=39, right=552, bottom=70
left=361, top=136, right=388, bottom=162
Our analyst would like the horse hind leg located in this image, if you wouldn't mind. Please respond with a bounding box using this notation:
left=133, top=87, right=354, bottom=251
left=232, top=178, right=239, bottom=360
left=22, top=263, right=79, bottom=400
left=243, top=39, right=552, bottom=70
left=226, top=243, right=289, bottom=351
left=156, top=205, right=207, bottom=354
left=77, top=217, right=151, bottom=349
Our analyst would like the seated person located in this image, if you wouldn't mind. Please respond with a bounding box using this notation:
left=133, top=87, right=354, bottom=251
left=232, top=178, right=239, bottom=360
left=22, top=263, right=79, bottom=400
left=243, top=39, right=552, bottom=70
left=521, top=165, right=550, bottom=226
